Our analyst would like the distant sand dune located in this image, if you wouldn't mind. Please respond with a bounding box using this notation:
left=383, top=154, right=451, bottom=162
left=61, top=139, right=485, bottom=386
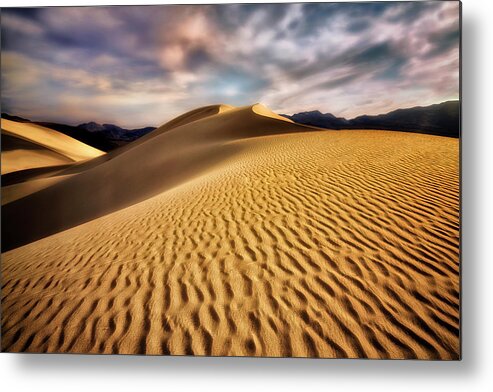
left=1, top=119, right=105, bottom=205
left=1, top=119, right=104, bottom=175
left=1, top=102, right=459, bottom=358
left=1, top=137, right=71, bottom=175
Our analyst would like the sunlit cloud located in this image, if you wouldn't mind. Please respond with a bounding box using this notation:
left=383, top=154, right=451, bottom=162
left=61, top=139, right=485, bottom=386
left=1, top=2, right=460, bottom=127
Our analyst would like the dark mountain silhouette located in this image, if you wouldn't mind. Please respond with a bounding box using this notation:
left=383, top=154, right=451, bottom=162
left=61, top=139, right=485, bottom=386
left=36, top=121, right=118, bottom=151
left=285, top=110, right=350, bottom=129
left=282, top=101, right=460, bottom=138
left=77, top=122, right=156, bottom=143
left=1, top=113, right=156, bottom=151
left=1, top=113, right=31, bottom=123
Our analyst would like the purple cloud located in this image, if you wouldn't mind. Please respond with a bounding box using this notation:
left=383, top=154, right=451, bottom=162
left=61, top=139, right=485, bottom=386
left=1, top=2, right=460, bottom=127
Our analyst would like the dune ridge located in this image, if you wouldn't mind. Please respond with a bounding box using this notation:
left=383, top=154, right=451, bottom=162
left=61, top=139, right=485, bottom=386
left=2, top=104, right=313, bottom=251
left=1, top=134, right=72, bottom=176
left=156, top=104, right=235, bottom=134
left=1, top=104, right=459, bottom=359
left=1, top=105, right=236, bottom=205
left=1, top=119, right=104, bottom=175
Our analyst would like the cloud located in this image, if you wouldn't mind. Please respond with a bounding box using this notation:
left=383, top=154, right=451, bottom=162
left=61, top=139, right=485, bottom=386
left=1, top=2, right=460, bottom=127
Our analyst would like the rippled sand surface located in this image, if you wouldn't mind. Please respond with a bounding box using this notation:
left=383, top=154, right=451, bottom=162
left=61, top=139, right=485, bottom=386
left=2, top=105, right=459, bottom=358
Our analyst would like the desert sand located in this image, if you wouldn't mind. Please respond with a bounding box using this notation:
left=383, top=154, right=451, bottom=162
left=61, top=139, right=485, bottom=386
left=1, top=104, right=459, bottom=358
left=1, top=119, right=104, bottom=175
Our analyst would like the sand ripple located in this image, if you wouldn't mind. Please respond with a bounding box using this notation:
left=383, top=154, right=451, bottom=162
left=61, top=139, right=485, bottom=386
left=2, top=126, right=459, bottom=358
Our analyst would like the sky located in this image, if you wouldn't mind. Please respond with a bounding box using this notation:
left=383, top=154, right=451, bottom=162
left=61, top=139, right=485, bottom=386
left=1, top=2, right=460, bottom=128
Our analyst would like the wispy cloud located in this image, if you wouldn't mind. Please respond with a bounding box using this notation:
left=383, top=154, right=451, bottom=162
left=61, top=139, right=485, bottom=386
left=1, top=2, right=460, bottom=127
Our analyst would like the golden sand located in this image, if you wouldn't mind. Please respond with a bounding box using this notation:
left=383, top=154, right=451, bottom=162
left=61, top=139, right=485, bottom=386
left=1, top=119, right=104, bottom=175
left=1, top=105, right=459, bottom=358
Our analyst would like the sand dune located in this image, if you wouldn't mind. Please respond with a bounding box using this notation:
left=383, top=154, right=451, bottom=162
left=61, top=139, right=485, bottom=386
left=1, top=104, right=459, bottom=358
left=2, top=174, right=74, bottom=205
left=2, top=104, right=312, bottom=251
left=1, top=119, right=104, bottom=175
left=156, top=104, right=236, bottom=134
left=1, top=106, right=237, bottom=207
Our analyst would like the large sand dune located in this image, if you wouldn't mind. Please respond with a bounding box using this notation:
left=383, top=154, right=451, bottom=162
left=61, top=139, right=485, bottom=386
left=1, top=104, right=459, bottom=358
left=2, top=104, right=311, bottom=251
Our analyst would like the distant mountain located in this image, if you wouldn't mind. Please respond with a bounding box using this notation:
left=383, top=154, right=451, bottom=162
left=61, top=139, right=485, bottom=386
left=284, top=110, right=350, bottom=129
left=1, top=113, right=156, bottom=151
left=282, top=101, right=460, bottom=138
left=77, top=122, right=156, bottom=143
left=36, top=121, right=118, bottom=152
left=1, top=113, right=31, bottom=123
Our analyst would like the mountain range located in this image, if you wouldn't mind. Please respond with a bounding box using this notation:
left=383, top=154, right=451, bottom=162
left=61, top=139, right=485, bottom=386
left=282, top=100, right=460, bottom=138
left=77, top=122, right=156, bottom=143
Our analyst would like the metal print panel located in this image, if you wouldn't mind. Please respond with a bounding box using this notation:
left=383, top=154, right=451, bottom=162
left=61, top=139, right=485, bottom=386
left=0, top=1, right=461, bottom=359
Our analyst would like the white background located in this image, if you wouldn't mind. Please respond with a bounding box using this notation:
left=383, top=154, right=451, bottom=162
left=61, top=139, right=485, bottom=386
left=0, top=0, right=491, bottom=391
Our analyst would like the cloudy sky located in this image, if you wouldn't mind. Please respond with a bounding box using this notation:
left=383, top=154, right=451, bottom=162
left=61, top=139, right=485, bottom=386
left=1, top=2, right=460, bottom=128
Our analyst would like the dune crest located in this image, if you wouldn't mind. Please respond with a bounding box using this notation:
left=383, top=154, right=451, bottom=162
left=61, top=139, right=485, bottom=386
left=2, top=104, right=314, bottom=251
left=251, top=103, right=294, bottom=123
left=1, top=119, right=105, bottom=159
left=1, top=119, right=104, bottom=176
left=154, top=104, right=235, bottom=134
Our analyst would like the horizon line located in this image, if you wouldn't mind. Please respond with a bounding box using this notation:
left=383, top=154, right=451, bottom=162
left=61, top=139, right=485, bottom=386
left=1, top=99, right=460, bottom=129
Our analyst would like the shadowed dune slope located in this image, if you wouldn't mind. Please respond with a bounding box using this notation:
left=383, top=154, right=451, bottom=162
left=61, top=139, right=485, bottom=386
left=156, top=104, right=236, bottom=134
left=1, top=119, right=105, bottom=204
left=1, top=163, right=78, bottom=206
left=1, top=132, right=73, bottom=175
left=2, top=127, right=459, bottom=358
left=1, top=105, right=237, bottom=201
left=1, top=119, right=104, bottom=175
left=2, top=104, right=314, bottom=251
left=2, top=174, right=74, bottom=205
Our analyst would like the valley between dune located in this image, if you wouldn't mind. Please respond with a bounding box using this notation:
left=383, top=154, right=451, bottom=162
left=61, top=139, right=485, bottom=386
left=1, top=105, right=459, bottom=358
